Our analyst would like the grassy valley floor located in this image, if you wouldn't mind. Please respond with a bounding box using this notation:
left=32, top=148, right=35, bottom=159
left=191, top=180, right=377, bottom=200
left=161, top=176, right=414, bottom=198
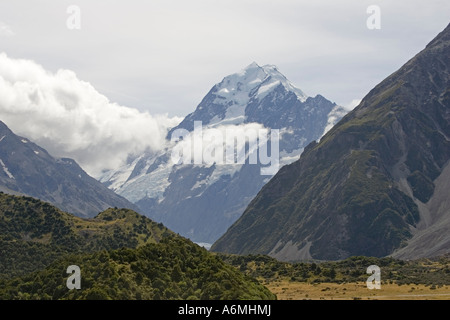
left=218, top=253, right=450, bottom=300
left=266, top=281, right=450, bottom=300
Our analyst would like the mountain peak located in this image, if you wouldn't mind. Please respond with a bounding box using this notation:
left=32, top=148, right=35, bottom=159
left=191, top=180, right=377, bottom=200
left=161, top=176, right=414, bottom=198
left=211, top=23, right=450, bottom=261
left=244, top=61, right=262, bottom=70
left=110, top=61, right=344, bottom=244
left=199, top=63, right=308, bottom=125
left=222, top=63, right=307, bottom=99
left=168, top=62, right=329, bottom=135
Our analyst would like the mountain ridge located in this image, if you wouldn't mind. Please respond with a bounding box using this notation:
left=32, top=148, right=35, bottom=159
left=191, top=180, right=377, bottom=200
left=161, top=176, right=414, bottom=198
left=169, top=62, right=308, bottom=134
left=0, top=192, right=275, bottom=300
left=0, top=120, right=139, bottom=217
left=102, top=62, right=347, bottom=244
left=211, top=23, right=450, bottom=261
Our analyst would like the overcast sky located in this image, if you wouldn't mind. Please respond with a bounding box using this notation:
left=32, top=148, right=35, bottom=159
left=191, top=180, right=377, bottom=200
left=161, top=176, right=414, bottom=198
left=1, top=0, right=449, bottom=116
left=0, top=1, right=449, bottom=176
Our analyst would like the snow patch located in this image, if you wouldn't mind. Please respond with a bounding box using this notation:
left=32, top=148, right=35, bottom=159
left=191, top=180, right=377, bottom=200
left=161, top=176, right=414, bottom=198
left=0, top=159, right=14, bottom=179
left=191, top=174, right=210, bottom=191
left=211, top=63, right=268, bottom=120
left=190, top=164, right=243, bottom=198
left=99, top=155, right=148, bottom=191
left=209, top=103, right=246, bottom=126
left=249, top=78, right=263, bottom=85
left=117, top=164, right=172, bottom=203
left=257, top=80, right=281, bottom=98
left=208, top=164, right=242, bottom=184
left=279, top=127, right=294, bottom=137
left=208, top=63, right=308, bottom=126
left=256, top=65, right=308, bottom=103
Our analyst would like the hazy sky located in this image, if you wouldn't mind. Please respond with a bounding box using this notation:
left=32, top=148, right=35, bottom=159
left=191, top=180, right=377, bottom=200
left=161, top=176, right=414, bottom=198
left=1, top=1, right=449, bottom=117
left=0, top=1, right=449, bottom=176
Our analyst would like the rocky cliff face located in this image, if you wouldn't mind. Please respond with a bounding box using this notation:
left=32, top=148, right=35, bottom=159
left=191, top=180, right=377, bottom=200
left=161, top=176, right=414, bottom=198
left=0, top=120, right=138, bottom=217
left=212, top=24, right=450, bottom=261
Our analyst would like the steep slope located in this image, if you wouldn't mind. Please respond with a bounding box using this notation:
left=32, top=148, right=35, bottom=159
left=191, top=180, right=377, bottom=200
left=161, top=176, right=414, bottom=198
left=0, top=120, right=138, bottom=217
left=212, top=23, right=450, bottom=261
left=0, top=193, right=172, bottom=279
left=101, top=63, right=346, bottom=244
left=0, top=193, right=275, bottom=300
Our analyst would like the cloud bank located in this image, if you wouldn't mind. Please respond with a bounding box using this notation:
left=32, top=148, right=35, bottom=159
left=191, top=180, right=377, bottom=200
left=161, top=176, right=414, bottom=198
left=0, top=53, right=182, bottom=176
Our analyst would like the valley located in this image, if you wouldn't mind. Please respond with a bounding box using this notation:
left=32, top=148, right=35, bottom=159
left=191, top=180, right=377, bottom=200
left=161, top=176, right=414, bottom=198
left=0, top=193, right=275, bottom=300
left=0, top=192, right=449, bottom=300
left=218, top=253, right=450, bottom=300
left=0, top=12, right=449, bottom=301
left=267, top=282, right=450, bottom=300
left=101, top=62, right=346, bottom=244
left=212, top=22, right=450, bottom=262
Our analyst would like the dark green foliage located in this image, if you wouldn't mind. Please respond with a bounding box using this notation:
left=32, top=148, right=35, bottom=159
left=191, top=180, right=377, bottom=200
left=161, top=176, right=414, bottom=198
left=0, top=193, right=275, bottom=300
left=0, top=237, right=276, bottom=300
left=218, top=253, right=450, bottom=286
left=0, top=193, right=171, bottom=279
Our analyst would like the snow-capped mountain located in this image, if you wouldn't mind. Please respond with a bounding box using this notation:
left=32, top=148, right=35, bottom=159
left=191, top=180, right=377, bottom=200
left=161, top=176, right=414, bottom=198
left=101, top=63, right=346, bottom=244
left=170, top=62, right=307, bottom=131
left=212, top=24, right=450, bottom=261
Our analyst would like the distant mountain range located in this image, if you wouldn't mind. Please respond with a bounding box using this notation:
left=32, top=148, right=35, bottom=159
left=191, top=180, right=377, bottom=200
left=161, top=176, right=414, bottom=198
left=101, top=62, right=346, bottom=244
left=212, top=23, right=450, bottom=261
left=0, top=120, right=138, bottom=217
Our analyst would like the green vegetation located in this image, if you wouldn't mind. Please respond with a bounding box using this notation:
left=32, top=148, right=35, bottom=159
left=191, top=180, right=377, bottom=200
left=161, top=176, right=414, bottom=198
left=0, top=237, right=275, bottom=300
left=212, top=24, right=450, bottom=261
left=213, top=128, right=421, bottom=259
left=0, top=193, right=172, bottom=279
left=212, top=32, right=450, bottom=260
left=0, top=193, right=276, bottom=300
left=218, top=253, right=450, bottom=287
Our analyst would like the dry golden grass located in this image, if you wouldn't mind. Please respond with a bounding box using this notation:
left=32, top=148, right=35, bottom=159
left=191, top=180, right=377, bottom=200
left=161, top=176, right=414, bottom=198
left=266, top=280, right=450, bottom=300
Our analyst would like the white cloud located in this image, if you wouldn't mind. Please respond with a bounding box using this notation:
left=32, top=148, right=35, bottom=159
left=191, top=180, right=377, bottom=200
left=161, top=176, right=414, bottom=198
left=169, top=122, right=280, bottom=175
left=0, top=22, right=14, bottom=37
left=345, top=99, right=362, bottom=111
left=170, top=122, right=265, bottom=166
left=2, top=1, right=448, bottom=117
left=0, top=52, right=181, bottom=177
